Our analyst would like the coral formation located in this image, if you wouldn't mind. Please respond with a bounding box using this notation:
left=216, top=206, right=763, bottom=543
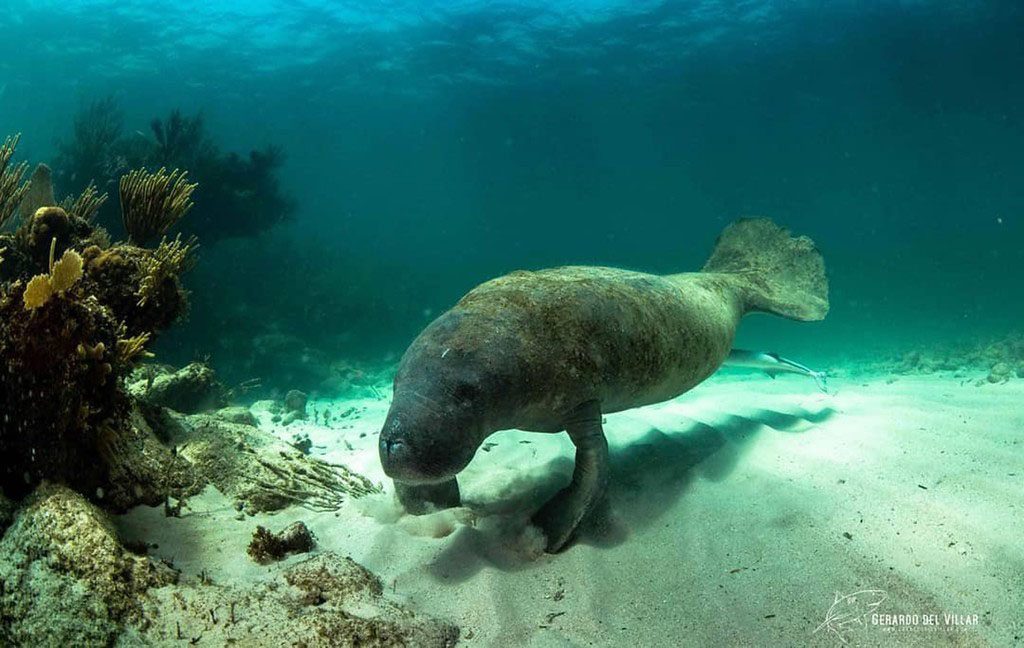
left=0, top=133, right=196, bottom=500
left=54, top=99, right=294, bottom=245
left=0, top=130, right=403, bottom=647
left=18, top=163, right=56, bottom=221
left=22, top=238, right=84, bottom=309
left=0, top=134, right=29, bottom=229
left=80, top=237, right=195, bottom=338
left=59, top=180, right=107, bottom=222
left=1, top=254, right=130, bottom=498
left=119, top=167, right=197, bottom=245
left=213, top=405, right=259, bottom=426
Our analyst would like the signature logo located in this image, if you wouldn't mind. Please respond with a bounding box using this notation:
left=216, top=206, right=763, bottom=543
left=812, top=589, right=887, bottom=644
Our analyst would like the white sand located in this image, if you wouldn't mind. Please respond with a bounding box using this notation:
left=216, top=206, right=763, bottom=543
left=117, top=371, right=1023, bottom=646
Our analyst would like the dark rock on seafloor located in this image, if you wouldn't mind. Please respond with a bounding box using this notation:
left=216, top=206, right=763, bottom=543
left=282, top=388, right=309, bottom=425
left=129, top=362, right=228, bottom=413
left=214, top=405, right=259, bottom=427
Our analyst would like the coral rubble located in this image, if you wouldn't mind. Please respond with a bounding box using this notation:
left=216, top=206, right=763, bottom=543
left=879, top=333, right=1024, bottom=383
left=1, top=487, right=455, bottom=647
left=174, top=413, right=381, bottom=514
left=137, top=553, right=459, bottom=647
left=0, top=484, right=179, bottom=645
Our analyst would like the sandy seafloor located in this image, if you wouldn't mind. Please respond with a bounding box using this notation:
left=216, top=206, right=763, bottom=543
left=117, top=370, right=1024, bottom=647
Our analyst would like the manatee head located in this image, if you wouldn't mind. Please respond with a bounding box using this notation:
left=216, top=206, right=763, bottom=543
left=379, top=312, right=507, bottom=486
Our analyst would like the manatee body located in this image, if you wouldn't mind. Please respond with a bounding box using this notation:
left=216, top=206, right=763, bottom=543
left=379, top=218, right=828, bottom=552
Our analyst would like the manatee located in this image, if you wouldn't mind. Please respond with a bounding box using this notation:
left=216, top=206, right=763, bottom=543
left=379, top=218, right=828, bottom=552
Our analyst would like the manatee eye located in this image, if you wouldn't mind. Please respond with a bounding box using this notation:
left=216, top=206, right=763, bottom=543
left=452, top=381, right=479, bottom=402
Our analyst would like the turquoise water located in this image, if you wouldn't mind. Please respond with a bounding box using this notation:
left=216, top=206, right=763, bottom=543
left=2, top=1, right=1021, bottom=383
left=1, top=2, right=1023, bottom=645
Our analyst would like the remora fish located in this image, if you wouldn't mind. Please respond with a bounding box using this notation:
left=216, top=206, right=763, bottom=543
left=723, top=349, right=828, bottom=392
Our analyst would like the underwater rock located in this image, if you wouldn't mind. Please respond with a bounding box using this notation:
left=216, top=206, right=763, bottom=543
left=133, top=362, right=227, bottom=413
left=247, top=520, right=316, bottom=563
left=98, top=402, right=206, bottom=512
left=175, top=412, right=380, bottom=514
left=281, top=388, right=309, bottom=425
left=0, top=483, right=179, bottom=646
left=214, top=405, right=259, bottom=427
left=285, top=388, right=309, bottom=414
left=280, top=389, right=307, bottom=423
left=986, top=362, right=1012, bottom=384
left=134, top=552, right=458, bottom=647
left=290, top=432, right=313, bottom=454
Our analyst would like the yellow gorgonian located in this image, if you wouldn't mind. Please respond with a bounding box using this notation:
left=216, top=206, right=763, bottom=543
left=23, top=274, right=53, bottom=309
left=50, top=249, right=84, bottom=293
left=22, top=242, right=85, bottom=310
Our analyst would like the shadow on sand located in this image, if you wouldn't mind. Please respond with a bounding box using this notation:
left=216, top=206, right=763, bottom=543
left=424, top=402, right=836, bottom=582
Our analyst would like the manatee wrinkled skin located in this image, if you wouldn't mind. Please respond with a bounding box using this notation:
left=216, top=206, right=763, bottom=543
left=380, top=218, right=828, bottom=552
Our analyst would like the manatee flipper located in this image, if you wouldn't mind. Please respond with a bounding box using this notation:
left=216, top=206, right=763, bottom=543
left=394, top=478, right=461, bottom=515
left=532, top=399, right=609, bottom=553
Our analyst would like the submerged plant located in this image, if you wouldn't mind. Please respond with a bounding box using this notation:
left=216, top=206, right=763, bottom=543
left=55, top=100, right=294, bottom=245
left=0, top=134, right=30, bottom=230
left=23, top=236, right=84, bottom=310
left=60, top=182, right=108, bottom=223
left=1, top=131, right=199, bottom=501
left=53, top=96, right=127, bottom=193
left=119, top=167, right=197, bottom=246
left=136, top=234, right=198, bottom=306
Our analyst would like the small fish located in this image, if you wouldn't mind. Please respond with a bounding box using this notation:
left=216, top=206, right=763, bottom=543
left=722, top=349, right=828, bottom=393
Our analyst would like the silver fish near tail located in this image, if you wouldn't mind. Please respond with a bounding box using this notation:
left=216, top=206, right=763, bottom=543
left=722, top=349, right=828, bottom=393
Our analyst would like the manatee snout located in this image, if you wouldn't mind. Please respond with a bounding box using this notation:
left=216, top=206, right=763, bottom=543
left=378, top=401, right=477, bottom=486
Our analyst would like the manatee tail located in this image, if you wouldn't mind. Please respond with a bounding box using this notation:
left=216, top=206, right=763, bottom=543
left=702, top=218, right=828, bottom=321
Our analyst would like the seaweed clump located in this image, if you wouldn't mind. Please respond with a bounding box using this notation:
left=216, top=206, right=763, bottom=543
left=0, top=133, right=197, bottom=500
left=247, top=521, right=316, bottom=563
